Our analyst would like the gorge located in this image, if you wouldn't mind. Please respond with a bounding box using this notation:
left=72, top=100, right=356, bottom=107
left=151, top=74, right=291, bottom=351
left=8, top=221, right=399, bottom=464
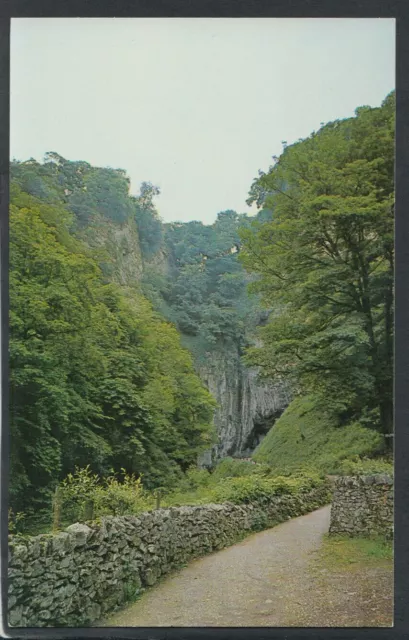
left=77, top=178, right=292, bottom=464
left=9, top=155, right=290, bottom=516
left=10, top=94, right=394, bottom=520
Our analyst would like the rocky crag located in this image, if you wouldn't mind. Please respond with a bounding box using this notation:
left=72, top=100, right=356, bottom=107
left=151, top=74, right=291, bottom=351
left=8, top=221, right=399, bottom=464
left=87, top=216, right=289, bottom=462
left=198, top=348, right=290, bottom=463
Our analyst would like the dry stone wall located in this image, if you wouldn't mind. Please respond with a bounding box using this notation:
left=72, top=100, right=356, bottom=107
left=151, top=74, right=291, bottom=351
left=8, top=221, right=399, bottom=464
left=329, top=475, right=393, bottom=538
left=8, top=485, right=329, bottom=628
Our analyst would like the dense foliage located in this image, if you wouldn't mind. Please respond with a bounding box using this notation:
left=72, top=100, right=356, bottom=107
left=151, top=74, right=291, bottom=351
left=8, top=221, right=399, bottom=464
left=9, top=90, right=394, bottom=527
left=158, top=460, right=328, bottom=510
left=335, top=456, right=393, bottom=476
left=11, top=153, right=163, bottom=256
left=58, top=466, right=155, bottom=523
left=9, top=180, right=217, bottom=516
left=11, top=152, right=134, bottom=226
left=134, top=182, right=163, bottom=258
left=59, top=462, right=327, bottom=516
left=142, top=210, right=270, bottom=362
left=240, top=92, right=394, bottom=438
left=11, top=156, right=267, bottom=365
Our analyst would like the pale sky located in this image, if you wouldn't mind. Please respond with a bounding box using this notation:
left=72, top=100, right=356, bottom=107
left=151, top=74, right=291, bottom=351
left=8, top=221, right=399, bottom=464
left=11, top=18, right=395, bottom=224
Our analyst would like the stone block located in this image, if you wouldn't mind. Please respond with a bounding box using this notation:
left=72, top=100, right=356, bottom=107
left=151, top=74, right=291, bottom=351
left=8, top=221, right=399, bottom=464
left=65, top=523, right=92, bottom=547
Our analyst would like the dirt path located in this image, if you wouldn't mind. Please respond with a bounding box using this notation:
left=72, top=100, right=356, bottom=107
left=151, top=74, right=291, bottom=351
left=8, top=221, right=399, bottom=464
left=101, top=506, right=393, bottom=627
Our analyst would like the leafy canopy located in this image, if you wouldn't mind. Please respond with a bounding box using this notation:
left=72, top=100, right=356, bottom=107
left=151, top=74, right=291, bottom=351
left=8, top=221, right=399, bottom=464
left=240, top=92, right=394, bottom=436
left=10, top=181, right=216, bottom=514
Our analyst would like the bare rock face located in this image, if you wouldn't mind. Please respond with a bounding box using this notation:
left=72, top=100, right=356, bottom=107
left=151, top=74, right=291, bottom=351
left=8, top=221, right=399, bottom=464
left=144, top=245, right=172, bottom=276
left=79, top=215, right=143, bottom=286
left=110, top=219, right=144, bottom=285
left=240, top=368, right=290, bottom=452
left=198, top=346, right=290, bottom=463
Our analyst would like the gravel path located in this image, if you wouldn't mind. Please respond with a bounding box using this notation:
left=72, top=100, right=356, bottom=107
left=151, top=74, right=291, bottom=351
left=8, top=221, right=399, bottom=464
left=101, top=506, right=393, bottom=627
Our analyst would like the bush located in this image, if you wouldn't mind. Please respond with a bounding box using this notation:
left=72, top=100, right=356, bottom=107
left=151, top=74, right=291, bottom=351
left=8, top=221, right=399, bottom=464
left=336, top=456, right=393, bottom=477
left=179, top=466, right=212, bottom=490
left=94, top=472, right=153, bottom=517
left=211, top=473, right=325, bottom=505
left=59, top=466, right=153, bottom=522
left=160, top=460, right=327, bottom=508
left=211, top=457, right=260, bottom=480
left=60, top=466, right=100, bottom=522
left=8, top=508, right=26, bottom=535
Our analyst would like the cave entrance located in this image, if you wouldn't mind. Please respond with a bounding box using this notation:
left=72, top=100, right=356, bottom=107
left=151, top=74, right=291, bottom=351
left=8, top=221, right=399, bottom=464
left=242, top=409, right=284, bottom=455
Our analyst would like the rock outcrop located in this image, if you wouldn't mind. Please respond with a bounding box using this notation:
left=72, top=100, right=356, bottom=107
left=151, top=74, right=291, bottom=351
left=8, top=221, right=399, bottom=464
left=198, top=346, right=290, bottom=463
left=80, top=214, right=143, bottom=287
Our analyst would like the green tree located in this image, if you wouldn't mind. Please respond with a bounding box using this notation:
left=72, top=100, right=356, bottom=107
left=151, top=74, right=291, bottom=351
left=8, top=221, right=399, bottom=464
left=157, top=211, right=258, bottom=356
left=240, top=92, right=394, bottom=438
left=9, top=181, right=217, bottom=513
left=10, top=187, right=112, bottom=510
left=133, top=182, right=163, bottom=258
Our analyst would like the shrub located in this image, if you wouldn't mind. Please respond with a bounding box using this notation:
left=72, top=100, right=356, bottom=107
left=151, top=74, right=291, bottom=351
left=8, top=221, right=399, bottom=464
left=8, top=508, right=26, bottom=535
left=336, top=456, right=393, bottom=477
left=60, top=466, right=100, bottom=522
left=59, top=466, right=153, bottom=522
left=179, top=466, right=212, bottom=490
left=211, top=457, right=259, bottom=480
left=211, top=473, right=325, bottom=505
left=94, top=471, right=153, bottom=516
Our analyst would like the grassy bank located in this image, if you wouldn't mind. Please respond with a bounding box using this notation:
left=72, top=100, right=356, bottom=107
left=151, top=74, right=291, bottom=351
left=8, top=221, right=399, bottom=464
left=252, top=396, right=392, bottom=475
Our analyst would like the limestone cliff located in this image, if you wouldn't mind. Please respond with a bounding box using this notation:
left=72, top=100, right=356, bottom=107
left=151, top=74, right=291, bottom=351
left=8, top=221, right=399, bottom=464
left=197, top=346, right=290, bottom=464
left=79, top=214, right=143, bottom=287
left=84, top=217, right=289, bottom=461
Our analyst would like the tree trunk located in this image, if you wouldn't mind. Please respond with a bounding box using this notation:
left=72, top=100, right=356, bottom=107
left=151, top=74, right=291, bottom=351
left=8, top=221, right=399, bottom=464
left=379, top=394, right=393, bottom=429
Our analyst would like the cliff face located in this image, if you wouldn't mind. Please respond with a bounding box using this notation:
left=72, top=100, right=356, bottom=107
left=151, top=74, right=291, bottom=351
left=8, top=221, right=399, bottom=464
left=87, top=218, right=289, bottom=462
left=144, top=245, right=172, bottom=276
left=80, top=214, right=143, bottom=287
left=197, top=346, right=290, bottom=464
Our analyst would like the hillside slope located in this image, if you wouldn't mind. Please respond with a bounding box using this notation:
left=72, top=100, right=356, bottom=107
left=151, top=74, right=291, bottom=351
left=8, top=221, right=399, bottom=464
left=252, top=396, right=384, bottom=473
left=9, top=179, right=217, bottom=513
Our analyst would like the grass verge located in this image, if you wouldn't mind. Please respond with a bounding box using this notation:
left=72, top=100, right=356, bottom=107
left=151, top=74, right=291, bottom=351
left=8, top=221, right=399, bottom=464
left=314, top=534, right=393, bottom=572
